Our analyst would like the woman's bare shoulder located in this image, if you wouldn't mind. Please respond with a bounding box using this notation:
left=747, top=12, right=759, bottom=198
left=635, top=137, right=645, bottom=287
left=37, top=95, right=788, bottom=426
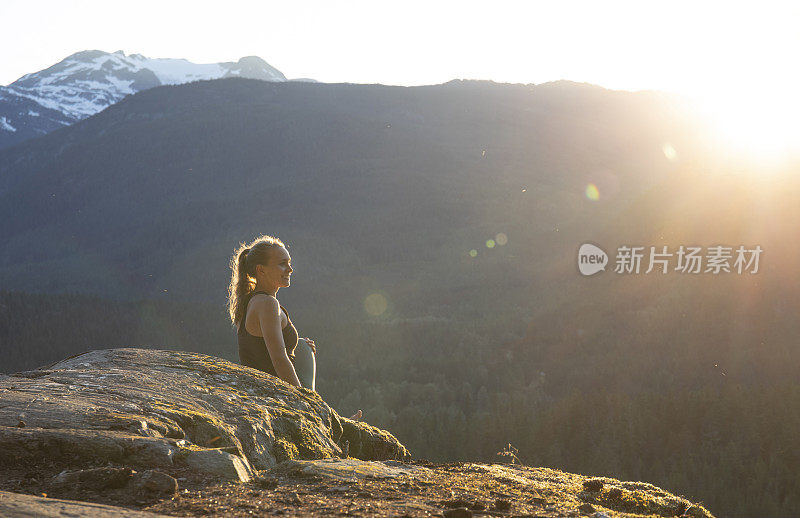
left=247, top=293, right=283, bottom=324
left=248, top=293, right=281, bottom=315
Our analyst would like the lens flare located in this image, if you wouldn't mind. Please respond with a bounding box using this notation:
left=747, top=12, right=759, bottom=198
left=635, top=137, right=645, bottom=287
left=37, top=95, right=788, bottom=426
left=585, top=183, right=600, bottom=201
left=662, top=143, right=677, bottom=161
left=364, top=293, right=387, bottom=316
left=469, top=249, right=478, bottom=257
left=486, top=239, right=496, bottom=248
left=495, top=233, right=508, bottom=245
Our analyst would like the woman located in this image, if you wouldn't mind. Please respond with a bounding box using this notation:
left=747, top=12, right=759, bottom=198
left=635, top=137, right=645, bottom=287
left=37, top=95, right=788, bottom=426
left=227, top=235, right=361, bottom=420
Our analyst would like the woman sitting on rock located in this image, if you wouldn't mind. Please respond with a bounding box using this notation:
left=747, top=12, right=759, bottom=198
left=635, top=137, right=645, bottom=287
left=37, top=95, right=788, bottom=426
left=227, top=234, right=361, bottom=420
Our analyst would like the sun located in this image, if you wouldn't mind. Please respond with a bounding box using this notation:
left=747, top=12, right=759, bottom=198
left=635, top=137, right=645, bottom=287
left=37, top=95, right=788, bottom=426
left=693, top=84, right=800, bottom=169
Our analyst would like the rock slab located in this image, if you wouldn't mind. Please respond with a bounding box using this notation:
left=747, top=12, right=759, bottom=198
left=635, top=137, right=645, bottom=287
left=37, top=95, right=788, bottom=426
left=0, top=490, right=171, bottom=517
left=0, top=348, right=410, bottom=481
left=272, top=457, right=433, bottom=482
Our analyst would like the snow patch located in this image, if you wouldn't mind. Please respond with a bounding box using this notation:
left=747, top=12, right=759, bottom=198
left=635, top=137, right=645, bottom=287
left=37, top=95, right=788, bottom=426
left=103, top=75, right=135, bottom=94
left=7, top=85, right=107, bottom=118
left=5, top=50, right=288, bottom=130
left=0, top=116, right=16, bottom=132
left=143, top=58, right=226, bottom=84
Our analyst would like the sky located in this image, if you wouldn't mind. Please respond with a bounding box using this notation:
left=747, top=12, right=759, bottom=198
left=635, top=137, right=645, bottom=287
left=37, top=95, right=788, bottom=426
left=2, top=0, right=799, bottom=156
left=2, top=0, right=797, bottom=95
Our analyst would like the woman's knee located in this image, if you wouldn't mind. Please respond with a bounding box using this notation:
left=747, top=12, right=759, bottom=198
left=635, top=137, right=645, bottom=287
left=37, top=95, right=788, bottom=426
left=296, top=338, right=315, bottom=357
left=294, top=339, right=316, bottom=391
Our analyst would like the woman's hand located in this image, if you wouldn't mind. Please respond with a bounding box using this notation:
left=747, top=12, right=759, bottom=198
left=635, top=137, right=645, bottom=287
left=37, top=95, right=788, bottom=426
left=304, top=338, right=316, bottom=354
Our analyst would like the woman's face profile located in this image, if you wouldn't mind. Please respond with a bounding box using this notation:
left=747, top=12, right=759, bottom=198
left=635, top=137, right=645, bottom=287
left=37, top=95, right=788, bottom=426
left=256, top=246, right=293, bottom=290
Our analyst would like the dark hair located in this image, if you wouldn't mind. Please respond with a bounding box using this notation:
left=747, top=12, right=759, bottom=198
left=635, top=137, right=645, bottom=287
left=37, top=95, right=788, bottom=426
left=227, top=234, right=286, bottom=327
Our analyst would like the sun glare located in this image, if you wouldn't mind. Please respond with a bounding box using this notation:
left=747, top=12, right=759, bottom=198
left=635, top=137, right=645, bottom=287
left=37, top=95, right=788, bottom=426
left=695, top=86, right=800, bottom=169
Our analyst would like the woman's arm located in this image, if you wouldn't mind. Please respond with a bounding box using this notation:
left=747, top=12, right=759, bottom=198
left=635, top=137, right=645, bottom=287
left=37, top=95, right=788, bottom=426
left=253, top=295, right=302, bottom=388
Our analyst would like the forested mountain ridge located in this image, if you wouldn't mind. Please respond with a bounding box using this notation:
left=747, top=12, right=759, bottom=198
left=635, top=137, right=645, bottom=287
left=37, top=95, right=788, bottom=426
left=0, top=77, right=703, bottom=302
left=1, top=77, right=797, bottom=517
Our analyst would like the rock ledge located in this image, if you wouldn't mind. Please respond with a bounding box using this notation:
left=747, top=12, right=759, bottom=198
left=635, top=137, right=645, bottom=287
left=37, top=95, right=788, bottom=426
left=0, top=348, right=409, bottom=482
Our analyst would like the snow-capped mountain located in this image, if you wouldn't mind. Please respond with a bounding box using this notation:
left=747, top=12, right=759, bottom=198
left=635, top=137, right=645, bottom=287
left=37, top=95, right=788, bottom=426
left=0, top=50, right=288, bottom=150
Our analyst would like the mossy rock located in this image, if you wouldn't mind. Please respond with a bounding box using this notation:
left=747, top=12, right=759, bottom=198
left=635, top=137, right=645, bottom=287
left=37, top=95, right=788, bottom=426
left=0, top=348, right=412, bottom=476
left=273, top=437, right=300, bottom=462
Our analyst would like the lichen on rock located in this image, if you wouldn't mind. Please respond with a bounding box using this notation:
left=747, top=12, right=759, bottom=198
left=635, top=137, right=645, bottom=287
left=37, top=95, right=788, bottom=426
left=0, top=348, right=410, bottom=481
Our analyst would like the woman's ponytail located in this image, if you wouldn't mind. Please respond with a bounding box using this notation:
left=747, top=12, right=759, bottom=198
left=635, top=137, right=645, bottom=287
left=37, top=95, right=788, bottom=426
left=227, top=237, right=284, bottom=327
left=228, top=244, right=253, bottom=326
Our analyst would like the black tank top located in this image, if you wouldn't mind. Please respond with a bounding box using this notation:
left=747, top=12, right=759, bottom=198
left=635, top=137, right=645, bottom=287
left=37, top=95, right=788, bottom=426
left=237, top=290, right=299, bottom=376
